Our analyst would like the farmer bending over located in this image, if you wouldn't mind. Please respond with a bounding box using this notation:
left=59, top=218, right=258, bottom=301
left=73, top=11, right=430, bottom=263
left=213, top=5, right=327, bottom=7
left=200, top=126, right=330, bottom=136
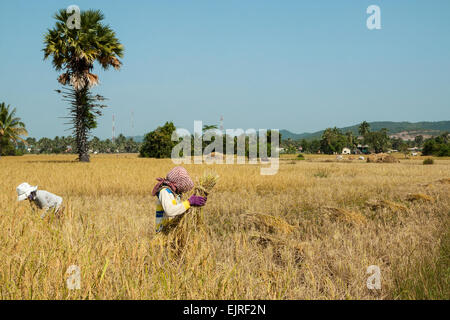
left=152, top=166, right=206, bottom=232
left=17, top=182, right=63, bottom=218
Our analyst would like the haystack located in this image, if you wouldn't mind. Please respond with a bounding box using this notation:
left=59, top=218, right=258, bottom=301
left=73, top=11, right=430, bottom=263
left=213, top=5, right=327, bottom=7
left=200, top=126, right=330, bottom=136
left=367, top=153, right=399, bottom=163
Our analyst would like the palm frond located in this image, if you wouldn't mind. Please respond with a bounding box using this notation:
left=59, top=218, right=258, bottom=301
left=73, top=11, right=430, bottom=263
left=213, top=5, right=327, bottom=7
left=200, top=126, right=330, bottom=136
left=0, top=102, right=28, bottom=148
left=43, top=8, right=124, bottom=86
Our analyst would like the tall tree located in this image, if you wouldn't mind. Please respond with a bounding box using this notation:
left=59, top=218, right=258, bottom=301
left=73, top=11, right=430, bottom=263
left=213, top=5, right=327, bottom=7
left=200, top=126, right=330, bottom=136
left=358, top=121, right=371, bottom=137
left=365, top=128, right=390, bottom=153
left=414, top=135, right=424, bottom=147
left=43, top=9, right=123, bottom=162
left=320, top=127, right=347, bottom=154
left=399, top=142, right=409, bottom=159
left=345, top=131, right=355, bottom=148
left=0, top=102, right=28, bottom=157
left=140, top=122, right=177, bottom=158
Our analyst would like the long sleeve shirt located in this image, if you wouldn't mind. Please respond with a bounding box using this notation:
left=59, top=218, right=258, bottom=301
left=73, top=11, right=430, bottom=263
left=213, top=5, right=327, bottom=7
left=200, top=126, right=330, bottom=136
left=155, top=187, right=190, bottom=232
left=31, top=190, right=63, bottom=218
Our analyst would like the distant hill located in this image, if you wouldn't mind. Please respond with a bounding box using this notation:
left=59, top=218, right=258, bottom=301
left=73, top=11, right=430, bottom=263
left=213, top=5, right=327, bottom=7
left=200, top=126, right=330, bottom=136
left=281, top=121, right=450, bottom=141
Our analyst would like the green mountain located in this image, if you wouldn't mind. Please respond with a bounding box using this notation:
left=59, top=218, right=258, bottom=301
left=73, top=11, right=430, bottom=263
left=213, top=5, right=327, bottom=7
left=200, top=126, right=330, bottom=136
left=281, top=121, right=450, bottom=141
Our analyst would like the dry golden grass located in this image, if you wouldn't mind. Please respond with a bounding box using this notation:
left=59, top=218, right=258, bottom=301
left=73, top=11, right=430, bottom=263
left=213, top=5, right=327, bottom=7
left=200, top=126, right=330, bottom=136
left=0, top=154, right=449, bottom=299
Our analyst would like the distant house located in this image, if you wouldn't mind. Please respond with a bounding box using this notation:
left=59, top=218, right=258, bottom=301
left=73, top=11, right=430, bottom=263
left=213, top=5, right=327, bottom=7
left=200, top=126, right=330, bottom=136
left=356, top=144, right=370, bottom=154
left=342, top=147, right=351, bottom=155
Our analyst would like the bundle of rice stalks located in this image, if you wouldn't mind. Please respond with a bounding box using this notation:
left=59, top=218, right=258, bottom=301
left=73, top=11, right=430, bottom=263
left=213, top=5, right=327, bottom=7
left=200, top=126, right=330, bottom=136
left=162, top=172, right=219, bottom=257
left=382, top=155, right=399, bottom=163
left=241, top=213, right=295, bottom=234
left=365, top=199, right=408, bottom=212
left=367, top=153, right=399, bottom=163
left=323, top=206, right=367, bottom=226
left=406, top=193, right=435, bottom=203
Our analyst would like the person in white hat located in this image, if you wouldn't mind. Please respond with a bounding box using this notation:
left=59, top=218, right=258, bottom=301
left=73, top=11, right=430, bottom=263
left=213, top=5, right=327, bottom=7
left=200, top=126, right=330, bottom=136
left=16, top=182, right=63, bottom=218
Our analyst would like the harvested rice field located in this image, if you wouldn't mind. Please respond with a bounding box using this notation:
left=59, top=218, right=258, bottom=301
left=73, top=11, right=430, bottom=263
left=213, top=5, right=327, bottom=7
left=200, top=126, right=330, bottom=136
left=0, top=154, right=449, bottom=299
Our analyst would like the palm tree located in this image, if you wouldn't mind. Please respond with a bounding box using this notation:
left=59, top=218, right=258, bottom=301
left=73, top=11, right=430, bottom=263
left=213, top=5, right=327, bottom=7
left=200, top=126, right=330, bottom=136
left=345, top=131, right=354, bottom=147
left=0, top=102, right=28, bottom=157
left=43, top=9, right=124, bottom=162
left=203, top=124, right=219, bottom=132
left=358, top=121, right=370, bottom=137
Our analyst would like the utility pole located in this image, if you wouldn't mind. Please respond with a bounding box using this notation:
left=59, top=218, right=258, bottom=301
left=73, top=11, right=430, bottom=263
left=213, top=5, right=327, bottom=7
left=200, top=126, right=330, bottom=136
left=112, top=114, right=115, bottom=144
left=131, top=110, right=134, bottom=137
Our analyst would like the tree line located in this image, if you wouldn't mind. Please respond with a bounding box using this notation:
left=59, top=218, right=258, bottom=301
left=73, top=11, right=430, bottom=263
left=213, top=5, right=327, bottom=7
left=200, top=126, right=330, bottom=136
left=21, top=134, right=140, bottom=155
left=2, top=101, right=448, bottom=158
left=139, top=122, right=280, bottom=159
left=281, top=121, right=450, bottom=156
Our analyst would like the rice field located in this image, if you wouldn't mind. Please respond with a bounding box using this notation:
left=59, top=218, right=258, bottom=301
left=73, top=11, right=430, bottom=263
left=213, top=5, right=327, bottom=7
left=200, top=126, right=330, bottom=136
left=0, top=154, right=449, bottom=299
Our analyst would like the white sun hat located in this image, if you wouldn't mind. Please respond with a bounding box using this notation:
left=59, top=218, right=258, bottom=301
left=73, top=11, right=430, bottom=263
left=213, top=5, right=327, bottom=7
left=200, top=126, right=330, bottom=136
left=17, top=182, right=38, bottom=201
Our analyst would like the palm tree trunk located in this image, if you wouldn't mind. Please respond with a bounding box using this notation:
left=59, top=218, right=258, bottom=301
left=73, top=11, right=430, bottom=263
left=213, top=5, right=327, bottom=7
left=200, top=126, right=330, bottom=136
left=75, top=88, right=90, bottom=162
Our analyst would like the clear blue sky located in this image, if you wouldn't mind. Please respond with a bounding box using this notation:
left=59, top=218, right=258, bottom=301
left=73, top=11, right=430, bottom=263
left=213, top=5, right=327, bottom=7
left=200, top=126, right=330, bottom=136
left=0, top=0, right=449, bottom=139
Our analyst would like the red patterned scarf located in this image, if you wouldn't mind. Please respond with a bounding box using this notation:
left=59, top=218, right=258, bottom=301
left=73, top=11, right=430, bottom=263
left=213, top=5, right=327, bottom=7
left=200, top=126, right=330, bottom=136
left=152, top=166, right=194, bottom=196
